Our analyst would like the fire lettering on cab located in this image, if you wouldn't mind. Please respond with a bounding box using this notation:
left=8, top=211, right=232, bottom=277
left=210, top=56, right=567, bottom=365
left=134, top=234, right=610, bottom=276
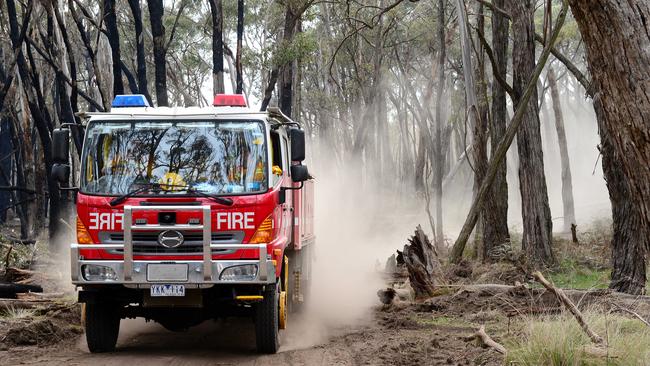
left=216, top=212, right=254, bottom=230
left=88, top=212, right=123, bottom=230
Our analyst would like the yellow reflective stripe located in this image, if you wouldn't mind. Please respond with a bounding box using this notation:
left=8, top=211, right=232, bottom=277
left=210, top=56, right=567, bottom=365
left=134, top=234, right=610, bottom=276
left=235, top=295, right=263, bottom=301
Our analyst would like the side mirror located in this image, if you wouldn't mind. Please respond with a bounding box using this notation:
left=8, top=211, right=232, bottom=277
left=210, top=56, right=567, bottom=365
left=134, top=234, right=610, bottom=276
left=290, top=165, right=310, bottom=183
left=51, top=163, right=70, bottom=184
left=52, top=128, right=70, bottom=164
left=289, top=128, right=305, bottom=161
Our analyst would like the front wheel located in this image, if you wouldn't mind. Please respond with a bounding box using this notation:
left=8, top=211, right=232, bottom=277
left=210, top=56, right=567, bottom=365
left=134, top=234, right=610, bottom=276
left=85, top=302, right=120, bottom=353
left=255, top=283, right=280, bottom=354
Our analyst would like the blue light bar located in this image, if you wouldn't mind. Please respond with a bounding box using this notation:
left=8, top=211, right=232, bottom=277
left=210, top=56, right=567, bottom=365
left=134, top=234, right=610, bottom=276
left=111, top=94, right=150, bottom=108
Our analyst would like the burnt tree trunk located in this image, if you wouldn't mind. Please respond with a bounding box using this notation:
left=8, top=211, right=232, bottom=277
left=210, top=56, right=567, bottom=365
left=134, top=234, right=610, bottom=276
left=209, top=0, right=225, bottom=94
left=483, top=0, right=510, bottom=260
left=7, top=0, right=61, bottom=242
left=548, top=68, right=576, bottom=232
left=127, top=0, right=152, bottom=103
left=402, top=225, right=444, bottom=298
left=278, top=5, right=297, bottom=117
left=260, top=4, right=299, bottom=111
left=0, top=118, right=11, bottom=223
left=568, top=1, right=650, bottom=293
left=235, top=0, right=244, bottom=94
left=509, top=0, right=554, bottom=266
left=147, top=0, right=168, bottom=106
left=103, top=0, right=123, bottom=96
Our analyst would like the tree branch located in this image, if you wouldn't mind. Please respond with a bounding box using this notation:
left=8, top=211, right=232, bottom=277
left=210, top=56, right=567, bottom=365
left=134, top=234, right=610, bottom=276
left=474, top=23, right=514, bottom=99
left=165, top=1, right=187, bottom=51
left=534, top=34, right=593, bottom=97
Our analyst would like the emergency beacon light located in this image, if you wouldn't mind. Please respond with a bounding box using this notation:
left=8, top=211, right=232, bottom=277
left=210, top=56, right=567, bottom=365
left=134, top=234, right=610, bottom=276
left=112, top=94, right=150, bottom=108
left=213, top=94, right=247, bottom=107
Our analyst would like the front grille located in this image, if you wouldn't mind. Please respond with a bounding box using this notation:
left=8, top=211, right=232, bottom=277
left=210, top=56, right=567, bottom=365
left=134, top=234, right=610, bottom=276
left=98, top=231, right=244, bottom=255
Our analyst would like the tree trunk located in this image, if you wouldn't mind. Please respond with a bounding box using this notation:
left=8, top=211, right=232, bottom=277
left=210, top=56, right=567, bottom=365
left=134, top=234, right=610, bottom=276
left=573, top=2, right=650, bottom=205
left=235, top=0, right=244, bottom=94
left=260, top=5, right=299, bottom=111
left=209, top=0, right=225, bottom=95
left=433, top=0, right=446, bottom=247
left=127, top=0, right=152, bottom=103
left=568, top=0, right=650, bottom=293
left=509, top=0, right=554, bottom=267
left=569, top=0, right=650, bottom=294
left=147, top=0, right=168, bottom=106
left=473, top=2, right=490, bottom=259
left=103, top=0, right=123, bottom=97
left=8, top=0, right=62, bottom=243
left=483, top=0, right=510, bottom=260
left=279, top=5, right=297, bottom=117
left=0, top=118, right=12, bottom=223
left=599, top=107, right=648, bottom=294
left=548, top=68, right=576, bottom=232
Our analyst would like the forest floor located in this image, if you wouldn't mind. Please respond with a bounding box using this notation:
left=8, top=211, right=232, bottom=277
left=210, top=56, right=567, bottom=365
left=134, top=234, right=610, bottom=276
left=2, top=220, right=650, bottom=365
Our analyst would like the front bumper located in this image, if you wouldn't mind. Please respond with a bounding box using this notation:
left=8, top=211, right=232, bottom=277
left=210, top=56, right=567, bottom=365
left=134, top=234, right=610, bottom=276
left=71, top=205, right=275, bottom=287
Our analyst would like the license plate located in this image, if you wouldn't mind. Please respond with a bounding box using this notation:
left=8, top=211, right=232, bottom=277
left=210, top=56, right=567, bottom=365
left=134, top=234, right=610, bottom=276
left=147, top=263, right=188, bottom=282
left=150, top=284, right=185, bottom=297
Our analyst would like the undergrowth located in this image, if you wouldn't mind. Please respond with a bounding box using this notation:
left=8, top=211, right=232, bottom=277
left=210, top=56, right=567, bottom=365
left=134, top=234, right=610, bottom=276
left=507, top=312, right=650, bottom=365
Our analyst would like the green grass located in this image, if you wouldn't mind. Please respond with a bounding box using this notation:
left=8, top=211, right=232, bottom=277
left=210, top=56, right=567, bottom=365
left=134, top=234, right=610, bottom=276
left=547, top=259, right=610, bottom=289
left=507, top=312, right=650, bottom=365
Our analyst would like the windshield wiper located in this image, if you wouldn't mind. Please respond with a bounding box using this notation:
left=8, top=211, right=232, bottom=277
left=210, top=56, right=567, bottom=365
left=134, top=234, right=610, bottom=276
left=109, top=183, right=160, bottom=206
left=186, top=187, right=234, bottom=206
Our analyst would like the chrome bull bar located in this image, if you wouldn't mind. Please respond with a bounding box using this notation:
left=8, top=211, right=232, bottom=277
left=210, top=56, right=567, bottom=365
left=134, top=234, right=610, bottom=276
left=70, top=205, right=270, bottom=285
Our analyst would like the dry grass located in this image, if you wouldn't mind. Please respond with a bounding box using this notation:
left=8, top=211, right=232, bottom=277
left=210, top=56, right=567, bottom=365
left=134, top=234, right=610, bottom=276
left=0, top=306, right=37, bottom=320
left=507, top=312, right=650, bottom=365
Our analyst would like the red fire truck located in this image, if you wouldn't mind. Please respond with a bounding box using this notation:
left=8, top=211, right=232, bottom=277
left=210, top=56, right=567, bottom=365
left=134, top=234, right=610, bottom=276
left=50, top=94, right=315, bottom=354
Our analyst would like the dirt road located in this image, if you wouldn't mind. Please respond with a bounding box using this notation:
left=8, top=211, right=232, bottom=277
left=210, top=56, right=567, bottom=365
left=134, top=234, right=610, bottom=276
left=2, top=305, right=501, bottom=366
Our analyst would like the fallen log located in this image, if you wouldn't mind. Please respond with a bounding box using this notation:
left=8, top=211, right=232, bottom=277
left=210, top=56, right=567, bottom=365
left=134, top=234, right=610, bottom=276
left=0, top=283, right=43, bottom=299
left=463, top=325, right=507, bottom=354
left=533, top=271, right=605, bottom=345
left=16, top=292, right=64, bottom=300
left=0, top=298, right=51, bottom=311
left=4, top=267, right=38, bottom=283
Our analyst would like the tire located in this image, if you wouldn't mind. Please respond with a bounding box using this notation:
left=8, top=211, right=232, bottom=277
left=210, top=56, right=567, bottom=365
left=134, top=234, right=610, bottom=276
left=85, top=302, right=120, bottom=353
left=255, top=283, right=279, bottom=354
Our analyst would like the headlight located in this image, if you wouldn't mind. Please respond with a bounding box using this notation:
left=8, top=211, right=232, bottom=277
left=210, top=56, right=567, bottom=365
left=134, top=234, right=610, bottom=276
left=220, top=264, right=258, bottom=281
left=82, top=264, right=118, bottom=281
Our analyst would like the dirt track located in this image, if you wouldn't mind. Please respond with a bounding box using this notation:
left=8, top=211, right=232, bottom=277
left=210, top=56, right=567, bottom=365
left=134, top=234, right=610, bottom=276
left=2, top=305, right=502, bottom=366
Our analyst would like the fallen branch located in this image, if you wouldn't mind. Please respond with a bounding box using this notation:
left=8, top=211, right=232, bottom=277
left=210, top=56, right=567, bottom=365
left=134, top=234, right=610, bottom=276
left=463, top=325, right=507, bottom=354
left=611, top=303, right=650, bottom=328
left=533, top=271, right=605, bottom=345
left=16, top=292, right=65, bottom=300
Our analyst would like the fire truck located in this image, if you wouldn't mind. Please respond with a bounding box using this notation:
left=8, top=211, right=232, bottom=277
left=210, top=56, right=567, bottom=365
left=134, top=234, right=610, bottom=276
left=50, top=94, right=315, bottom=354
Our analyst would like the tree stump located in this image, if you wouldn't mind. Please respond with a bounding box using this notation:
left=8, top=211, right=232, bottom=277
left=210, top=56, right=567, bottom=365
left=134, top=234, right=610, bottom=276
left=402, top=225, right=444, bottom=298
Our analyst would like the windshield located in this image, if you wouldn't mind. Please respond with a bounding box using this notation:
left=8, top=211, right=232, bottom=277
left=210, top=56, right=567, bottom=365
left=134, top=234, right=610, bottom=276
left=80, top=120, right=268, bottom=196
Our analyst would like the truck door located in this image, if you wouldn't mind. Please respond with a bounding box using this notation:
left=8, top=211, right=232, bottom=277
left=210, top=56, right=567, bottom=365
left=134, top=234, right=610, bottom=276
left=280, top=135, right=293, bottom=243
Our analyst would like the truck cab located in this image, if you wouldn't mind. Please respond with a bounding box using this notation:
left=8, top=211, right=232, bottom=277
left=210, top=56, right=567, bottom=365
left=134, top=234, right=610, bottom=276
left=51, top=94, right=315, bottom=354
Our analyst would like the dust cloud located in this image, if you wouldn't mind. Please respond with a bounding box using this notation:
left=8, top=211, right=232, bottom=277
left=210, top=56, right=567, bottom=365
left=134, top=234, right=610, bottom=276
left=281, top=155, right=428, bottom=351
